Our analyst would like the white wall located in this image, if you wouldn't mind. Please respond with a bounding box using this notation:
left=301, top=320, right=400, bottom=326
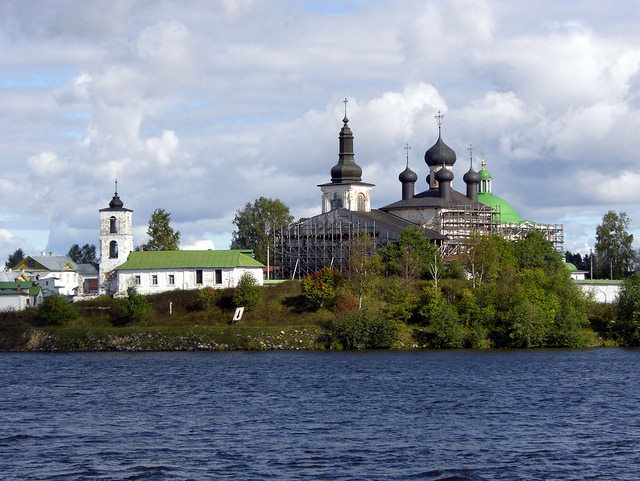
left=575, top=282, right=622, bottom=303
left=116, top=267, right=264, bottom=295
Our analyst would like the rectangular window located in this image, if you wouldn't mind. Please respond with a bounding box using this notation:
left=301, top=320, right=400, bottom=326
left=135, top=275, right=141, bottom=285
left=152, top=275, right=158, bottom=285
left=196, top=270, right=203, bottom=284
left=215, top=269, right=222, bottom=285
left=168, top=275, right=175, bottom=285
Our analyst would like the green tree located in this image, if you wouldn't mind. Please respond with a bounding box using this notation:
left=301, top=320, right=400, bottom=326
left=5, top=248, right=25, bottom=269
left=301, top=267, right=338, bottom=311
left=231, top=197, right=293, bottom=264
left=465, top=233, right=515, bottom=287
left=380, top=280, right=415, bottom=324
left=514, top=230, right=562, bottom=274
left=233, top=272, right=262, bottom=312
left=382, top=226, right=438, bottom=287
left=36, top=294, right=78, bottom=326
left=595, top=210, right=636, bottom=279
left=121, top=287, right=152, bottom=324
left=67, top=243, right=97, bottom=264
left=145, top=208, right=180, bottom=251
left=616, top=272, right=640, bottom=346
left=347, top=234, right=382, bottom=309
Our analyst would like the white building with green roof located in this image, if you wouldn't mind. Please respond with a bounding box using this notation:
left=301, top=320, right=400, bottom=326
left=114, top=250, right=264, bottom=296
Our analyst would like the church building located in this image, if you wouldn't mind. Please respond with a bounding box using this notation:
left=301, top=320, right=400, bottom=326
left=272, top=108, right=563, bottom=279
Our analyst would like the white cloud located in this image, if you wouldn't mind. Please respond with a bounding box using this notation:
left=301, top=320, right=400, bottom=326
left=4, top=0, right=640, bottom=263
left=182, top=239, right=215, bottom=250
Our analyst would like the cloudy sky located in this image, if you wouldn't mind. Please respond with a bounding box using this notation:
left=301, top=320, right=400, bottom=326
left=1, top=0, right=640, bottom=264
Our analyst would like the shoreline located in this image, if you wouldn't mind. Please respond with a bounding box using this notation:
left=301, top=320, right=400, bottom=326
left=0, top=324, right=609, bottom=352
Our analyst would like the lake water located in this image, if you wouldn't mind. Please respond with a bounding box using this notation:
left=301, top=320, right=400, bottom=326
left=2, top=349, right=640, bottom=480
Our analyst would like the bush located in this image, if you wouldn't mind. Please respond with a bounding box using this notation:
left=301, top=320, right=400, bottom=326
left=120, top=287, right=152, bottom=325
left=301, top=267, right=338, bottom=311
left=330, top=310, right=398, bottom=349
left=198, top=287, right=217, bottom=311
left=36, top=295, right=78, bottom=326
left=233, top=273, right=262, bottom=312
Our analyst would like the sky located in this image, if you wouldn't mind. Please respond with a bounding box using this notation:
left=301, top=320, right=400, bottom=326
left=2, top=0, right=640, bottom=264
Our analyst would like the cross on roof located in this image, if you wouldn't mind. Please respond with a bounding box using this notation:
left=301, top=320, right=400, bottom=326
left=404, top=143, right=411, bottom=167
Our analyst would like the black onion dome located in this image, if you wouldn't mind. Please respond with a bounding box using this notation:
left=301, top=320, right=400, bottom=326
left=399, top=166, right=418, bottom=183
left=425, top=134, right=456, bottom=167
left=435, top=166, right=454, bottom=182
left=463, top=167, right=481, bottom=184
left=109, top=193, right=124, bottom=209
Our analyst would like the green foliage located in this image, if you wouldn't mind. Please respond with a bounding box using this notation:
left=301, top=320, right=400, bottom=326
left=36, top=295, right=78, bottom=326
left=514, top=230, right=562, bottom=274
left=301, top=267, right=338, bottom=311
left=346, top=234, right=382, bottom=309
left=233, top=273, right=263, bottom=312
left=380, top=280, right=415, bottom=323
left=414, top=287, right=465, bottom=348
left=616, top=272, right=640, bottom=345
left=5, top=248, right=25, bottom=269
left=67, top=243, right=97, bottom=264
left=145, top=208, right=180, bottom=251
left=230, top=197, right=293, bottom=264
left=444, top=259, right=466, bottom=279
left=120, top=287, right=153, bottom=325
left=465, top=233, right=516, bottom=287
left=330, top=310, right=398, bottom=349
left=197, top=287, right=217, bottom=311
left=381, top=226, right=438, bottom=286
left=595, top=210, right=636, bottom=279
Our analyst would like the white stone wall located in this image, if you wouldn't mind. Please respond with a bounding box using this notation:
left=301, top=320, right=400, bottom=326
left=575, top=282, right=622, bottom=304
left=116, top=267, right=264, bottom=296
left=0, top=295, right=27, bottom=312
left=320, top=184, right=372, bottom=213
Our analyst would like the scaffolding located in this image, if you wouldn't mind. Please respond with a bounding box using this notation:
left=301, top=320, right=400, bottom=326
left=272, top=216, right=392, bottom=280
left=438, top=204, right=500, bottom=257
left=499, top=221, right=564, bottom=253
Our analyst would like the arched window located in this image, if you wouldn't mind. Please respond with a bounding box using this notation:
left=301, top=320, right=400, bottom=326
left=110, top=216, right=117, bottom=233
left=109, top=240, right=118, bottom=259
left=357, top=193, right=366, bottom=211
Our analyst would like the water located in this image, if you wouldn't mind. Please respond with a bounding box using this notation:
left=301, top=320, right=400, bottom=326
left=2, top=349, right=640, bottom=480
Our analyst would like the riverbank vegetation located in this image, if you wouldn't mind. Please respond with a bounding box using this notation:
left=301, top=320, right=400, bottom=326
left=2, top=229, right=638, bottom=351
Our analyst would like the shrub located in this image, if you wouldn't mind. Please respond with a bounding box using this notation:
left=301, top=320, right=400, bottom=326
left=198, top=287, right=217, bottom=311
left=233, top=273, right=262, bottom=312
left=120, top=287, right=152, bottom=324
left=330, top=310, right=398, bottom=349
left=301, top=267, right=338, bottom=311
left=36, top=295, right=78, bottom=326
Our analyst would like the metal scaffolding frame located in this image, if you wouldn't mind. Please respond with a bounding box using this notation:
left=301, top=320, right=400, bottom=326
left=271, top=204, right=564, bottom=279
left=272, top=214, right=398, bottom=280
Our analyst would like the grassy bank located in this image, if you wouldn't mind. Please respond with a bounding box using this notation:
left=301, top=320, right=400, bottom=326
left=0, top=277, right=614, bottom=352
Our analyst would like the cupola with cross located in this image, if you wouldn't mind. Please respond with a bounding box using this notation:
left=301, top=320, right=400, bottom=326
left=318, top=99, right=374, bottom=213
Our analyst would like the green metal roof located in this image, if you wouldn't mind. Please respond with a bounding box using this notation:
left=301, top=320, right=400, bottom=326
left=115, top=250, right=265, bottom=271
left=479, top=169, right=492, bottom=180
left=565, top=262, right=578, bottom=272
left=478, top=192, right=525, bottom=223
left=0, top=281, right=41, bottom=296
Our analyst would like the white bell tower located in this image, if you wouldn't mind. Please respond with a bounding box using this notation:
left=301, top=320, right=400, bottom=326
left=99, top=181, right=134, bottom=294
